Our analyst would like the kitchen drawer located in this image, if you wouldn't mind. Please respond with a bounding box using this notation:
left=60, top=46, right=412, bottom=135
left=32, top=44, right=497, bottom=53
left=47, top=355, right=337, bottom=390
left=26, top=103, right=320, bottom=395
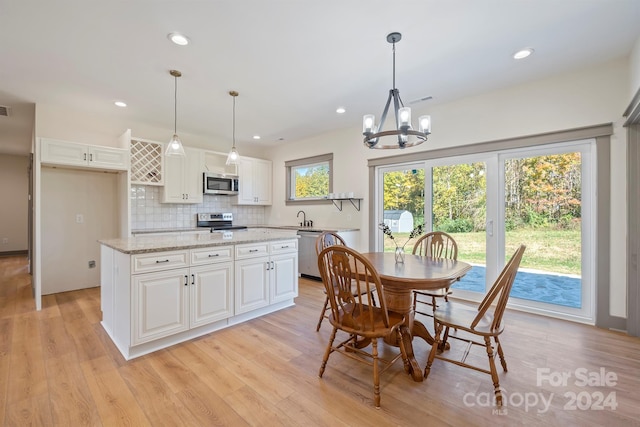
left=132, top=250, right=189, bottom=274
left=270, top=239, right=298, bottom=254
left=191, top=246, right=233, bottom=265
left=235, top=242, right=269, bottom=259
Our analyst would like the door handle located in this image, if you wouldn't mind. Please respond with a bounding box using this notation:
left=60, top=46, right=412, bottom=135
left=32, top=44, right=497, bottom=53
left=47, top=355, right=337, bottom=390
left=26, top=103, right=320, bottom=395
left=487, top=220, right=494, bottom=237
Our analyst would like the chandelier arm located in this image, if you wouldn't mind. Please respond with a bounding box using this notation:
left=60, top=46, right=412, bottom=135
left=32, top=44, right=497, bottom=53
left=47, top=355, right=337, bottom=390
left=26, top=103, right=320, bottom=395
left=377, top=89, right=395, bottom=134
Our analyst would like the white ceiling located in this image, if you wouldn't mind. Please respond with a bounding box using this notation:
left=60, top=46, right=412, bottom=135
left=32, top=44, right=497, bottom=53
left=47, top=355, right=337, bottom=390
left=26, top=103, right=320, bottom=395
left=1, top=0, right=639, bottom=156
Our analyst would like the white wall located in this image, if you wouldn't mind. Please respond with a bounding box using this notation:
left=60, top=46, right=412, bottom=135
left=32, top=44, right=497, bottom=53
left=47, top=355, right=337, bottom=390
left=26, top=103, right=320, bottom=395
left=0, top=154, right=29, bottom=252
left=266, top=58, right=630, bottom=318
left=630, top=35, right=640, bottom=98
left=40, top=167, right=119, bottom=294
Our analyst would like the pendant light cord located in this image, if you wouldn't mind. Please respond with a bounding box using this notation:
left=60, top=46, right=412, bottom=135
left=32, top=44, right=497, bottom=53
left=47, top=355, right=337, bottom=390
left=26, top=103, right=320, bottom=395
left=232, top=95, right=236, bottom=148
left=174, top=74, right=178, bottom=134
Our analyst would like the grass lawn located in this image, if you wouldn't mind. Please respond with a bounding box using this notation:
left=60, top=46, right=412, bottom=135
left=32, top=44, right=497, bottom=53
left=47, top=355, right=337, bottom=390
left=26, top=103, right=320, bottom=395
left=385, top=227, right=581, bottom=276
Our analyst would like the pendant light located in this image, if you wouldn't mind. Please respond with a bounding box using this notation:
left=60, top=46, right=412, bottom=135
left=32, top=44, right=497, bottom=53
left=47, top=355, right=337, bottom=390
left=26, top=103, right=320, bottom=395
left=362, top=32, right=431, bottom=149
left=226, top=91, right=240, bottom=165
left=165, top=69, right=186, bottom=156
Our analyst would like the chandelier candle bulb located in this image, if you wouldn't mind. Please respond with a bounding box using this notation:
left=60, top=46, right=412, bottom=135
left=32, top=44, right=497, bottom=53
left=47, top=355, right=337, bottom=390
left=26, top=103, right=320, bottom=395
left=419, top=115, right=431, bottom=133
left=398, top=107, right=411, bottom=131
left=363, top=115, right=375, bottom=134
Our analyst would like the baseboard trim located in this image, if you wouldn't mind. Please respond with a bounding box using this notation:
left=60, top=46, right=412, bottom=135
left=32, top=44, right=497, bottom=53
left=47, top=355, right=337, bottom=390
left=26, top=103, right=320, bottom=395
left=0, top=250, right=28, bottom=257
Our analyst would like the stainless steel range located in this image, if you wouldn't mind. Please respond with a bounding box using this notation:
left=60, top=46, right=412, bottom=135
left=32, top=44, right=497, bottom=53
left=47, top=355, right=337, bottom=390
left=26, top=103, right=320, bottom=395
left=196, top=213, right=248, bottom=232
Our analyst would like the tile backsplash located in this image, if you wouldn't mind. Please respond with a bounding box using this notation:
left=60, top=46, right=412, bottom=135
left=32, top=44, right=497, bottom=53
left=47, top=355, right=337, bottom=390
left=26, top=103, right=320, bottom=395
left=131, top=185, right=265, bottom=230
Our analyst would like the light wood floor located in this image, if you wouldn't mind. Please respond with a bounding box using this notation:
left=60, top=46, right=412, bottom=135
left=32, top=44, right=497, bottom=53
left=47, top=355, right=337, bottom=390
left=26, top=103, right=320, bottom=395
left=1, top=255, right=639, bottom=426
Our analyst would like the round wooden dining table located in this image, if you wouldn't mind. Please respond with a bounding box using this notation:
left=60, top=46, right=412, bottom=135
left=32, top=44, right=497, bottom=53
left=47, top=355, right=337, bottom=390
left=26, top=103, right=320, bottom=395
left=360, top=252, right=472, bottom=382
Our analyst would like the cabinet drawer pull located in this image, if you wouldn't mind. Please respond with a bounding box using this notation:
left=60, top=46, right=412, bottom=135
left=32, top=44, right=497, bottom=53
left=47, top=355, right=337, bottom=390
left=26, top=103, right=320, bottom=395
left=208, top=253, right=219, bottom=257
left=249, top=249, right=259, bottom=253
left=155, top=259, right=170, bottom=263
left=281, top=245, right=289, bottom=248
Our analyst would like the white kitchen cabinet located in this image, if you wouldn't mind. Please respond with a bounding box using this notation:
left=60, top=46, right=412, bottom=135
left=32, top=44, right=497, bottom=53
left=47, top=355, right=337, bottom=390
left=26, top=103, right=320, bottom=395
left=190, top=246, right=234, bottom=327
left=235, top=242, right=270, bottom=314
left=130, top=246, right=233, bottom=345
left=162, top=146, right=204, bottom=203
left=234, top=239, right=298, bottom=313
left=190, top=263, right=234, bottom=327
left=132, top=268, right=190, bottom=345
left=40, top=138, right=129, bottom=171
left=269, top=240, right=298, bottom=303
left=100, top=235, right=298, bottom=360
left=236, top=156, right=272, bottom=205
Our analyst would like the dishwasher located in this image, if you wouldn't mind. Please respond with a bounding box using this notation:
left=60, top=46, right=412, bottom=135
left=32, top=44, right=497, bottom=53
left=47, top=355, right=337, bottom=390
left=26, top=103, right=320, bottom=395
left=297, top=230, right=323, bottom=280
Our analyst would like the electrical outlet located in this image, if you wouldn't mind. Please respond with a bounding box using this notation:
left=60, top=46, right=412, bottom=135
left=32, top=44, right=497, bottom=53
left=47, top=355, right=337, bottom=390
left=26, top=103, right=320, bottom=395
left=1, top=237, right=8, bottom=244
left=76, top=214, right=84, bottom=224
left=88, top=260, right=96, bottom=268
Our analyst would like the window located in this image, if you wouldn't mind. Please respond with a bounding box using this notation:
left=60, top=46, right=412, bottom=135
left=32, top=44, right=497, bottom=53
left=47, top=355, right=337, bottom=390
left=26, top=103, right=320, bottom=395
left=285, top=153, right=333, bottom=204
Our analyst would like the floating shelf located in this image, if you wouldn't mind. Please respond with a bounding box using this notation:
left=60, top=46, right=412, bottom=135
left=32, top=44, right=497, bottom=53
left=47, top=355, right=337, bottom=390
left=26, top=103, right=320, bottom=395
left=330, top=198, right=362, bottom=211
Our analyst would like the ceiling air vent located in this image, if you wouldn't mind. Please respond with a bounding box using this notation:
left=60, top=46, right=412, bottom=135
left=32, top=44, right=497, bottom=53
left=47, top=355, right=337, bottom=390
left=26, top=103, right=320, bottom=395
left=0, top=105, right=9, bottom=117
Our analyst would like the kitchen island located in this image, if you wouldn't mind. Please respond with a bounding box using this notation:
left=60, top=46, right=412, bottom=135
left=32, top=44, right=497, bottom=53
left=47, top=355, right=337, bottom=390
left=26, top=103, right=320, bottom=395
left=99, top=230, right=299, bottom=360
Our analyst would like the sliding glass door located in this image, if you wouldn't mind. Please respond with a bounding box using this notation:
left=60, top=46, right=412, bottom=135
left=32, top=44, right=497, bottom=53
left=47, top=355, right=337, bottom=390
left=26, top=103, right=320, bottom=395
left=375, top=140, right=595, bottom=323
left=427, top=156, right=492, bottom=295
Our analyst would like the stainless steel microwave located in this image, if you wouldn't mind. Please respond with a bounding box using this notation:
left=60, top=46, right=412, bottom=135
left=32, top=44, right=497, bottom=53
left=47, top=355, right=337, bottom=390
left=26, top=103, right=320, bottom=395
left=203, top=172, right=239, bottom=195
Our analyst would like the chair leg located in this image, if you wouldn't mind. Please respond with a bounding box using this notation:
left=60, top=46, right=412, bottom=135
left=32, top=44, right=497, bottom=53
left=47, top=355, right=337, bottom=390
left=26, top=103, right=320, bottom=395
left=438, top=326, right=451, bottom=353
left=424, top=322, right=443, bottom=378
left=395, top=325, right=411, bottom=374
left=494, top=335, right=508, bottom=372
left=371, top=337, right=381, bottom=409
left=316, top=296, right=329, bottom=331
left=319, top=327, right=337, bottom=378
left=484, top=336, right=503, bottom=407
left=431, top=296, right=438, bottom=332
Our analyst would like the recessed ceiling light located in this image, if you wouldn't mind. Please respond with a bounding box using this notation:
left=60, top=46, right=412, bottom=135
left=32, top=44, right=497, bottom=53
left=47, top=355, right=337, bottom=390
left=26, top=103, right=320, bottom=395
left=513, top=48, right=534, bottom=59
left=336, top=107, right=346, bottom=114
left=167, top=32, right=190, bottom=46
left=253, top=135, right=261, bottom=140
left=114, top=101, right=127, bottom=107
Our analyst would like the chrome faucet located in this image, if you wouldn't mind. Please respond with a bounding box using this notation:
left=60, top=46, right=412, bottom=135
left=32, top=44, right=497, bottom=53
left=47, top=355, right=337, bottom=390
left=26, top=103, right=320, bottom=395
left=297, top=210, right=308, bottom=227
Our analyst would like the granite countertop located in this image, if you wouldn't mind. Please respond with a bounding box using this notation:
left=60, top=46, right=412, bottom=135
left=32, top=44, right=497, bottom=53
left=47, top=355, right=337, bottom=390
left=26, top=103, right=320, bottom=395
left=99, top=230, right=299, bottom=254
left=250, top=225, right=360, bottom=232
left=131, top=225, right=360, bottom=234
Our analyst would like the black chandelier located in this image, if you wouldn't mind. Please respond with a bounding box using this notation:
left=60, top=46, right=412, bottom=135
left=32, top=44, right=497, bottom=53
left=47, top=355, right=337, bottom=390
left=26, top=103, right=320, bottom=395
left=363, top=32, right=431, bottom=149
